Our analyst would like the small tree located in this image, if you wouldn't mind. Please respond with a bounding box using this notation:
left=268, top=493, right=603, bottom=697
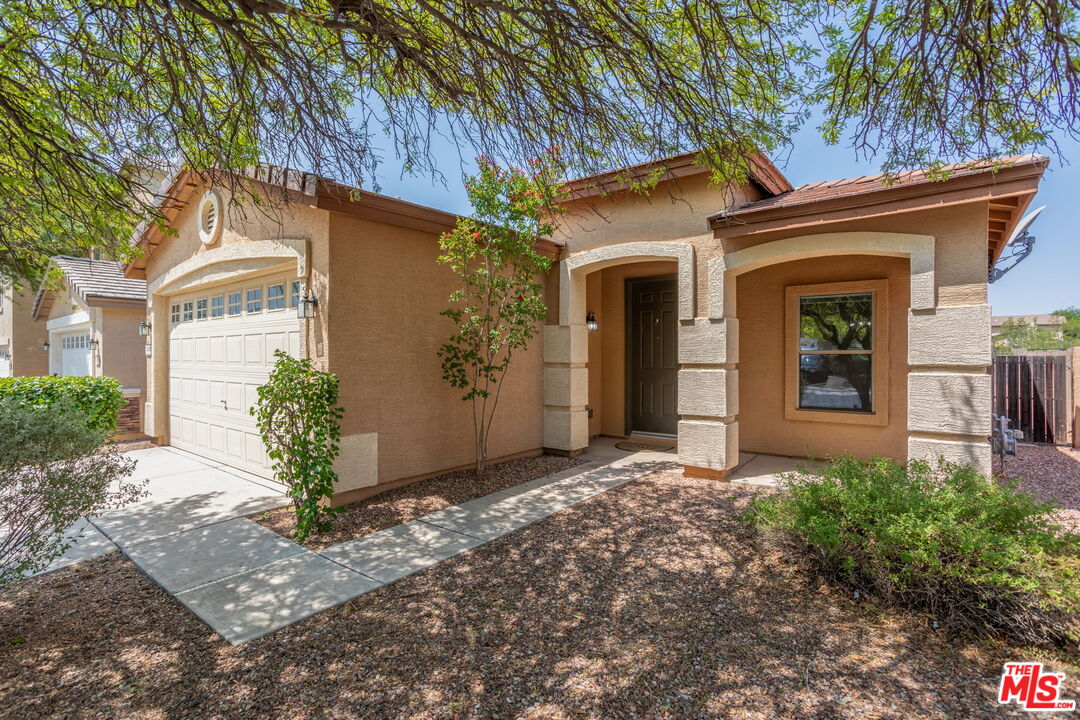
left=0, top=397, right=143, bottom=586
left=438, top=154, right=564, bottom=474
left=993, top=318, right=1068, bottom=355
left=252, top=351, right=344, bottom=540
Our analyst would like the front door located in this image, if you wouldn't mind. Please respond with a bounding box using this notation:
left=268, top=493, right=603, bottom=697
left=628, top=275, right=678, bottom=435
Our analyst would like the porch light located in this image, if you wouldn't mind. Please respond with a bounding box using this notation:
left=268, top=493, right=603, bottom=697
left=89, top=338, right=99, bottom=347
left=137, top=321, right=151, bottom=336
left=586, top=311, right=598, bottom=332
left=296, top=294, right=318, bottom=319
left=41, top=341, right=50, bottom=352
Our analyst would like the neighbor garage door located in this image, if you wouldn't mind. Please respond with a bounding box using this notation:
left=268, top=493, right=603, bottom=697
left=168, top=275, right=302, bottom=477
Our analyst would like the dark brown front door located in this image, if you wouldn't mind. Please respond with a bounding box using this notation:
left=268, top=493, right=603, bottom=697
left=628, top=275, right=678, bottom=435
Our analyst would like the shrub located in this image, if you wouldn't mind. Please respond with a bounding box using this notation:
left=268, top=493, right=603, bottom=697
left=0, top=396, right=144, bottom=586
left=252, top=351, right=344, bottom=540
left=745, top=454, right=1080, bottom=648
left=0, top=376, right=125, bottom=433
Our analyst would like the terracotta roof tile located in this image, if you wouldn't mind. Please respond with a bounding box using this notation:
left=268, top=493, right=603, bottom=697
left=716, top=154, right=1046, bottom=219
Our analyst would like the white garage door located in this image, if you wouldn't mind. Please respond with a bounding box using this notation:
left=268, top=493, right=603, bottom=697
left=168, top=275, right=302, bottom=478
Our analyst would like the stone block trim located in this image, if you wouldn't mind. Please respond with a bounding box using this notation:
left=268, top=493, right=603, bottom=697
left=908, top=304, right=991, bottom=367
left=543, top=408, right=589, bottom=452
left=559, top=241, right=694, bottom=325
left=677, top=368, right=738, bottom=418
left=908, top=372, right=991, bottom=436
left=678, top=318, right=739, bottom=365
left=677, top=419, right=739, bottom=471
left=544, top=366, right=588, bottom=407
left=908, top=435, right=992, bottom=475
left=543, top=324, right=589, bottom=365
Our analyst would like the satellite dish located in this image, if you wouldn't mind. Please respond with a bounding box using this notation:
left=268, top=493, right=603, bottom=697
left=990, top=205, right=1045, bottom=283
left=1006, top=205, right=1046, bottom=245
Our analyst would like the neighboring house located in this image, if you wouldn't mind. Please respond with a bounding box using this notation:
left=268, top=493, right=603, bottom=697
left=0, top=285, right=49, bottom=378
left=991, top=314, right=1066, bottom=339
left=126, top=154, right=1046, bottom=501
left=33, top=256, right=149, bottom=435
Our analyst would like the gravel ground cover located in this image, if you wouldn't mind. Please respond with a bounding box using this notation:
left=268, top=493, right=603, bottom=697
left=995, top=444, right=1080, bottom=529
left=253, top=454, right=586, bottom=549
left=3, top=471, right=1075, bottom=719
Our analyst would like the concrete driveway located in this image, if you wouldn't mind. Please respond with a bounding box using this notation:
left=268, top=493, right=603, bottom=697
left=39, top=446, right=288, bottom=575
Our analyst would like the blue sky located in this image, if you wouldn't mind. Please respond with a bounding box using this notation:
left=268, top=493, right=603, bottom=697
left=367, top=127, right=1078, bottom=317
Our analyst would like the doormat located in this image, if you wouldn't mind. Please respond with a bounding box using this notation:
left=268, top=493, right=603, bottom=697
left=615, top=441, right=676, bottom=453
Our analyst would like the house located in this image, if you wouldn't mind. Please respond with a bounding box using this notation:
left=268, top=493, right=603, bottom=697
left=126, top=154, right=1046, bottom=501
left=0, top=285, right=49, bottom=378
left=32, top=255, right=149, bottom=435
left=991, top=314, right=1067, bottom=339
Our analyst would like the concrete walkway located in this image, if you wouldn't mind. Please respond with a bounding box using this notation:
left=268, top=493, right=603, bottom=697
left=124, top=441, right=678, bottom=644
left=36, top=446, right=289, bottom=575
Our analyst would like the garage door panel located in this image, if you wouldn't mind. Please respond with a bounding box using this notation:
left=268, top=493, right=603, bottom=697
left=168, top=276, right=299, bottom=479
left=210, top=336, right=225, bottom=363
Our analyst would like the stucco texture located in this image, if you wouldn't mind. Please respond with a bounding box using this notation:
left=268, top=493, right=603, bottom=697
left=735, top=254, right=910, bottom=461
left=326, top=213, right=545, bottom=488
left=1, top=287, right=48, bottom=376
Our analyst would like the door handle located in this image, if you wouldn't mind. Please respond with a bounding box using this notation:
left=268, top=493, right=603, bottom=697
left=220, top=399, right=228, bottom=410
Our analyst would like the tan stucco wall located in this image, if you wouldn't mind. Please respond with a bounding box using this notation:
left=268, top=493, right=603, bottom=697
left=736, top=254, right=910, bottom=460
left=555, top=174, right=761, bottom=256
left=584, top=261, right=678, bottom=437
left=326, top=212, right=545, bottom=488
left=99, top=307, right=148, bottom=389
left=1, top=287, right=48, bottom=376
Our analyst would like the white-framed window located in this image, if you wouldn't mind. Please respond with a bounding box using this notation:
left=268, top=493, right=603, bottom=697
left=246, top=287, right=262, bottom=313
left=182, top=301, right=194, bottom=322
left=211, top=295, right=224, bottom=318
left=267, top=283, right=286, bottom=311
left=227, top=291, right=242, bottom=316
left=170, top=304, right=180, bottom=323
left=290, top=280, right=302, bottom=308
left=196, top=298, right=208, bottom=320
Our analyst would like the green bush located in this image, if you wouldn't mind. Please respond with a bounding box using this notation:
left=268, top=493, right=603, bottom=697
left=0, top=376, right=124, bottom=433
left=0, top=396, right=144, bottom=586
left=252, top=351, right=344, bottom=541
left=745, top=455, right=1080, bottom=648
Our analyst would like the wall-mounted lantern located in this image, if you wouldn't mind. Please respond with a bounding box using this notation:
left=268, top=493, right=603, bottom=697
left=89, top=338, right=100, bottom=347
left=296, top=294, right=318, bottom=319
left=41, top=341, right=50, bottom=352
left=586, top=311, right=599, bottom=332
left=138, top=321, right=151, bottom=336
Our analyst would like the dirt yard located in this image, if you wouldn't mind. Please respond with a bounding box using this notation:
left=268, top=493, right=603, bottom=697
left=253, top=454, right=586, bottom=549
left=3, top=472, right=1075, bottom=719
left=995, top=444, right=1080, bottom=529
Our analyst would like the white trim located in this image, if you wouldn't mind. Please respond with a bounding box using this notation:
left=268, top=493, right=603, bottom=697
left=46, top=310, right=91, bottom=331
left=559, top=241, right=694, bottom=325
left=708, top=231, right=935, bottom=318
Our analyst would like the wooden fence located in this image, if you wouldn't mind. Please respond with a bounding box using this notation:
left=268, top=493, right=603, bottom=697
left=991, top=350, right=1074, bottom=445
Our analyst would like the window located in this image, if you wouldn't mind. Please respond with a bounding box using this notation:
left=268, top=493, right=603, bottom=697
left=227, top=292, right=242, bottom=316
left=196, top=298, right=208, bottom=320
left=290, top=281, right=302, bottom=308
left=170, top=304, right=180, bottom=323
left=246, top=287, right=262, bottom=313
left=267, top=283, right=285, bottom=311
left=211, top=295, right=224, bottom=318
left=785, top=280, right=888, bottom=425
left=182, top=301, right=194, bottom=322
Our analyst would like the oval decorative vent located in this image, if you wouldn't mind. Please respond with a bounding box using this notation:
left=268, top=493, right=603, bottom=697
left=198, top=189, right=223, bottom=246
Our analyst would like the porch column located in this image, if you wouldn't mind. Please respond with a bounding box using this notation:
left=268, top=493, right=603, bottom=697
left=542, top=324, right=589, bottom=453
left=676, top=256, right=740, bottom=478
